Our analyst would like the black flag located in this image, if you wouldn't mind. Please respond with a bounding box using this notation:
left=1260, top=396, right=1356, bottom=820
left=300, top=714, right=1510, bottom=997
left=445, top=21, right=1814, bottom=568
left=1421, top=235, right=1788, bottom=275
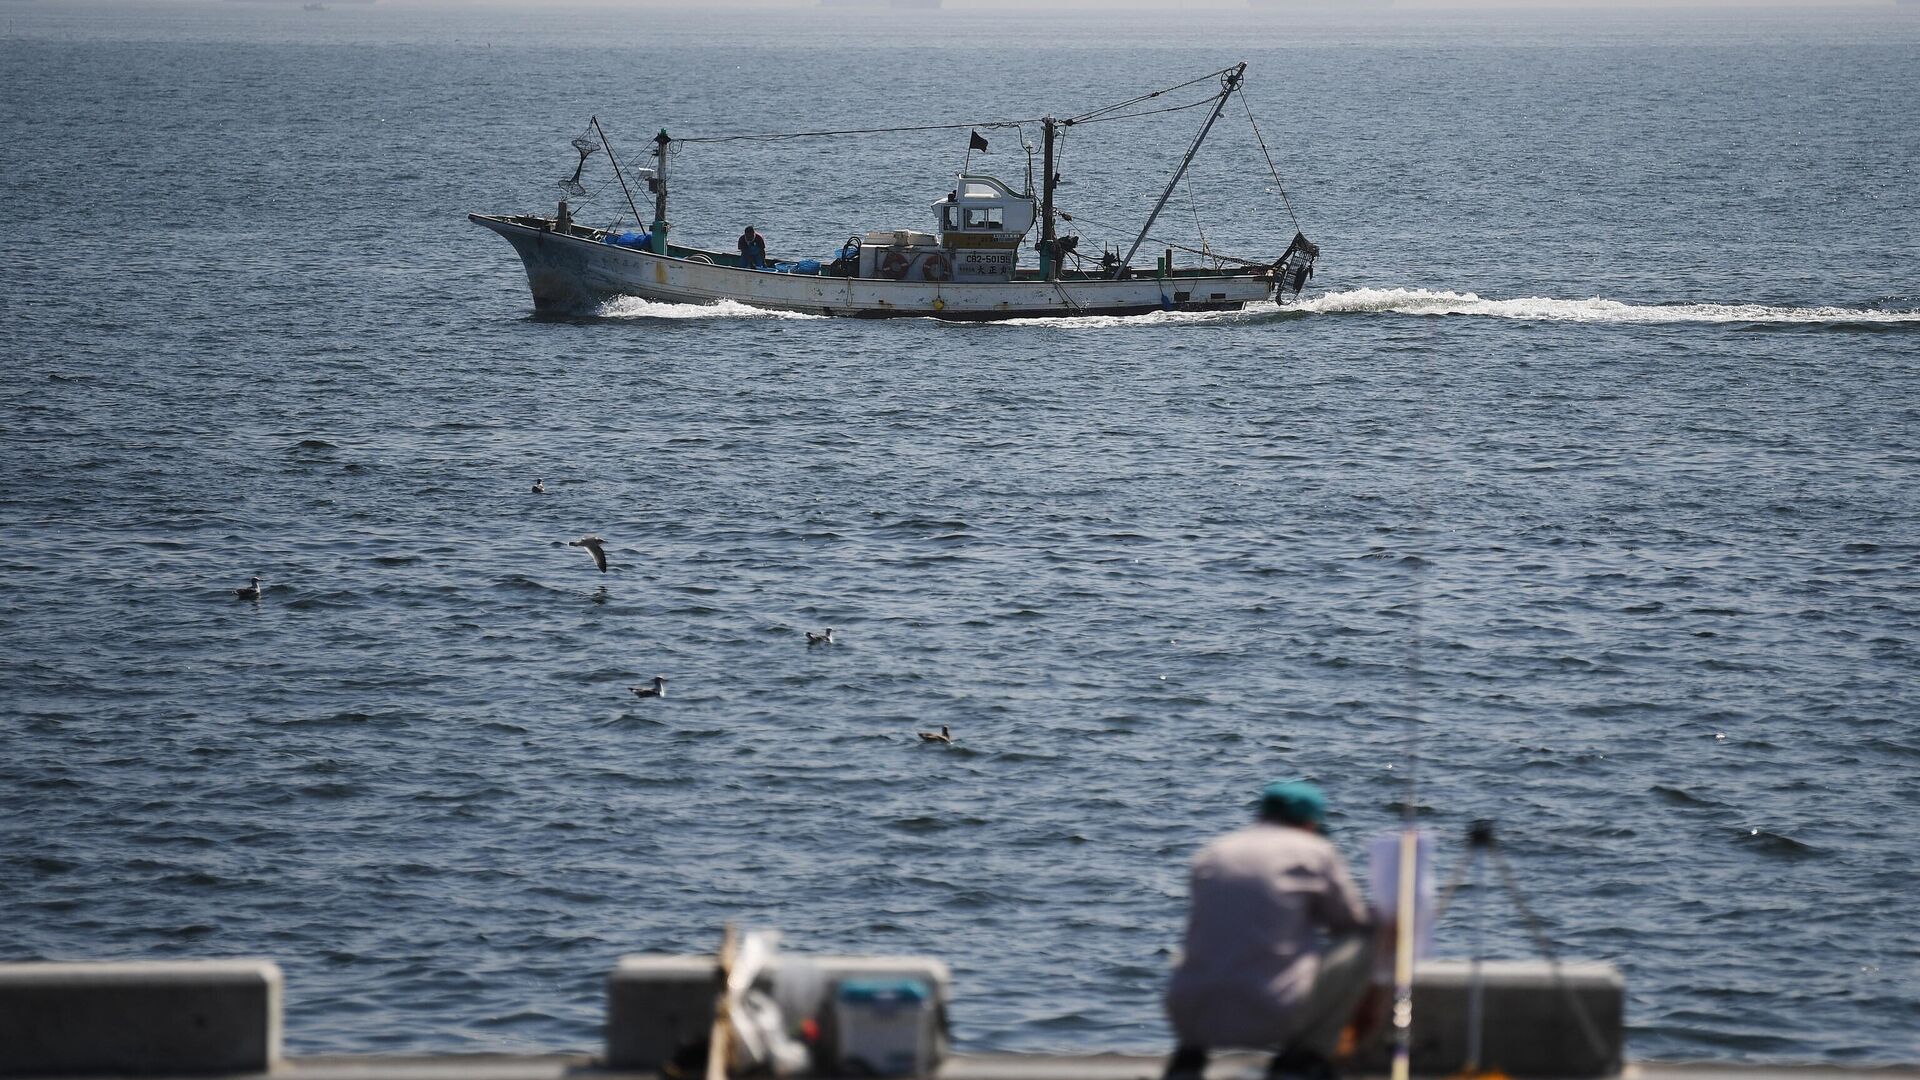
left=968, top=130, right=989, bottom=153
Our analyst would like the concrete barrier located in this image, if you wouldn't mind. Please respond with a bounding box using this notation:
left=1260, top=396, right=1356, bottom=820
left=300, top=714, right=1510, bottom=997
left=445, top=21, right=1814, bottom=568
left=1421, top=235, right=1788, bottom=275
left=605, top=954, right=951, bottom=1072
left=605, top=955, right=716, bottom=1072
left=0, top=959, right=282, bottom=1076
left=1348, top=959, right=1623, bottom=1078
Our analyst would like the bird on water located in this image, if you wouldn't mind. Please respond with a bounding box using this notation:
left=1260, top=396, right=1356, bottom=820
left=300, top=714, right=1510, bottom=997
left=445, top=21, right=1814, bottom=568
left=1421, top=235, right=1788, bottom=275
left=531, top=478, right=546, bottom=494
left=235, top=577, right=262, bottom=601
left=807, top=627, right=835, bottom=646
left=571, top=535, right=608, bottom=572
left=630, top=676, right=667, bottom=699
left=918, top=725, right=953, bottom=744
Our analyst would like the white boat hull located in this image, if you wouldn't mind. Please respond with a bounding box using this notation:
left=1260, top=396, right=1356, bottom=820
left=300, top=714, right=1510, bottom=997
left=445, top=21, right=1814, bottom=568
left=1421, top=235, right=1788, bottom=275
left=471, top=215, right=1278, bottom=321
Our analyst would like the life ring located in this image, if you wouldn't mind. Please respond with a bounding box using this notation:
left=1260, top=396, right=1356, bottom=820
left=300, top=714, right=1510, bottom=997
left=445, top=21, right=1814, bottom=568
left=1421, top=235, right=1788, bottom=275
left=922, top=252, right=953, bottom=282
left=879, top=249, right=911, bottom=280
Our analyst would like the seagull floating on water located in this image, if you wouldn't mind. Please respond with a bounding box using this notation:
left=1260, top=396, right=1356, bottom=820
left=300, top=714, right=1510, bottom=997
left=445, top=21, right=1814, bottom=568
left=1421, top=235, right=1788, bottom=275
left=531, top=478, right=546, bottom=494
left=234, top=576, right=262, bottom=601
left=570, top=535, right=608, bottom=572
left=629, top=676, right=667, bottom=699
left=807, top=627, right=835, bottom=646
left=918, top=725, right=952, bottom=745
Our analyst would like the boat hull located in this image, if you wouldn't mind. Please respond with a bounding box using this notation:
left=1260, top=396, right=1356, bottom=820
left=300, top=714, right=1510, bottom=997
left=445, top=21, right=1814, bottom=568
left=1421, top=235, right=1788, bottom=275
left=470, top=215, right=1276, bottom=320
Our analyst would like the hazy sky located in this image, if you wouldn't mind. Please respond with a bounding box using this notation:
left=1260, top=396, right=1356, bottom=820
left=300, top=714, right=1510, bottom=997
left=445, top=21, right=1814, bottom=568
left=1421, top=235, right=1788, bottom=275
left=527, top=0, right=1907, bottom=8
left=225, top=0, right=1912, bottom=9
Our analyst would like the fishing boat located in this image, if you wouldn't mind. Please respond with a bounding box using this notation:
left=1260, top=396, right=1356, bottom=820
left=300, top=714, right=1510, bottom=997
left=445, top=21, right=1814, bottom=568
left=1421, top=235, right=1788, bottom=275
left=470, top=64, right=1319, bottom=321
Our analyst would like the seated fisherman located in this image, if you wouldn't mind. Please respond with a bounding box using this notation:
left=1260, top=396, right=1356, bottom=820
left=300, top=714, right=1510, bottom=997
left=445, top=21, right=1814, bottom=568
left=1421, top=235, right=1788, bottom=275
left=737, top=225, right=768, bottom=269
left=1164, top=780, right=1378, bottom=1080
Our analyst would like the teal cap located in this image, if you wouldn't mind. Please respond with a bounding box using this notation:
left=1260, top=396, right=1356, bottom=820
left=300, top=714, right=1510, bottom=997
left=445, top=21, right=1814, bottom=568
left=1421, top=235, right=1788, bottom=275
left=1261, top=780, right=1328, bottom=830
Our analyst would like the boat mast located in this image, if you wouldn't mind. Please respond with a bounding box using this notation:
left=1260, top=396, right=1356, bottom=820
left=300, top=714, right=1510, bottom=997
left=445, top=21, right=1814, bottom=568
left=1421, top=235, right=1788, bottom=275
left=1117, top=62, right=1245, bottom=277
left=651, top=130, right=671, bottom=255
left=1040, top=116, right=1059, bottom=281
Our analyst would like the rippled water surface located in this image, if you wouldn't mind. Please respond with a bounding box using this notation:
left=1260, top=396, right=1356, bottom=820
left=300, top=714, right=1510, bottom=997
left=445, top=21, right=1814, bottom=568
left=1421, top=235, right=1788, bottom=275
left=2, top=1, right=1918, bottom=1066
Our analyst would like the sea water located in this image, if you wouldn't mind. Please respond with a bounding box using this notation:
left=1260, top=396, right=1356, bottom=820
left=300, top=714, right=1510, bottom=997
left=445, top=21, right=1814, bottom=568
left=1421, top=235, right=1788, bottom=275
left=2, top=1, right=1917, bottom=1065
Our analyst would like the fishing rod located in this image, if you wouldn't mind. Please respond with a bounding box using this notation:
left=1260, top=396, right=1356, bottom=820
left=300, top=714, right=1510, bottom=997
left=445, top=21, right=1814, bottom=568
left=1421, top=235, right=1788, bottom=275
left=1389, top=592, right=1422, bottom=1080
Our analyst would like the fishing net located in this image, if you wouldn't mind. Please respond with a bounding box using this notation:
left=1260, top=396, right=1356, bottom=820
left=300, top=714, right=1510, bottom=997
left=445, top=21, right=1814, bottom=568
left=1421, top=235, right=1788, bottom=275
left=560, top=134, right=602, bottom=197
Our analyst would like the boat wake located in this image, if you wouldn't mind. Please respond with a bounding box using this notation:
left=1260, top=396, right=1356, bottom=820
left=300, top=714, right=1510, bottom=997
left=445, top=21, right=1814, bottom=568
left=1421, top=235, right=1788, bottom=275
left=584, top=288, right=1917, bottom=328
left=1297, top=288, right=1920, bottom=324
left=593, top=297, right=826, bottom=320
left=996, top=308, right=1265, bottom=330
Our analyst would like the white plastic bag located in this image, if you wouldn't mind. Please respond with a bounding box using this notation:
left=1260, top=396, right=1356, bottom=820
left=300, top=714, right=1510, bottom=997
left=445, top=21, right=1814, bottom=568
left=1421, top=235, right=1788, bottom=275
left=725, top=930, right=811, bottom=1076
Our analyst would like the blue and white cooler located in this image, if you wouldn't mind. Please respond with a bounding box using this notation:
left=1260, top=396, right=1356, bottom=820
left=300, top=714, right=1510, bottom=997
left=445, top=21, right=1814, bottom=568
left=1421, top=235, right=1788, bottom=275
left=832, top=977, right=940, bottom=1077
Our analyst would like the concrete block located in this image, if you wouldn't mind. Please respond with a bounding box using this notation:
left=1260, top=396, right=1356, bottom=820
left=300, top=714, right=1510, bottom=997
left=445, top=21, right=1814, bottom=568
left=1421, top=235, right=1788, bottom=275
left=605, top=953, right=952, bottom=1071
left=605, top=955, right=717, bottom=1072
left=0, top=958, right=282, bottom=1076
left=1349, top=959, right=1623, bottom=1078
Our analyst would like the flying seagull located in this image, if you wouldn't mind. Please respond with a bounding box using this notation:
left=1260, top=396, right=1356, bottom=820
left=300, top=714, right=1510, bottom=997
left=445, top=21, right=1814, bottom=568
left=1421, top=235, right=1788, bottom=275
left=918, top=725, right=953, bottom=745
left=531, top=478, right=546, bottom=494
left=234, top=576, right=262, bottom=601
left=570, top=535, right=608, bottom=572
left=807, top=627, right=835, bottom=646
left=629, top=676, right=667, bottom=699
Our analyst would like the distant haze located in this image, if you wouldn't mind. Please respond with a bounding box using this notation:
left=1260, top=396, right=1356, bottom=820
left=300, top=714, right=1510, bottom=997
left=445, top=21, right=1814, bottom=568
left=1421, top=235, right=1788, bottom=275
left=426, top=0, right=1909, bottom=8
left=268, top=0, right=1920, bottom=8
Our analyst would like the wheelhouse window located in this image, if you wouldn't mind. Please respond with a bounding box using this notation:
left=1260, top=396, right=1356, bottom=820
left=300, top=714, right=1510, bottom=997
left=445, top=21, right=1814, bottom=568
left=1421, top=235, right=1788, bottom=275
left=964, top=206, right=1004, bottom=230
left=945, top=205, right=962, bottom=230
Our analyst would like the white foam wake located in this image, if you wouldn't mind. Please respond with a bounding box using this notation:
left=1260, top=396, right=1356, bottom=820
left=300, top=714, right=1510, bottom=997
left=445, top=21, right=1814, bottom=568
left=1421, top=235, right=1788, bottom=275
left=1299, top=288, right=1920, bottom=324
left=996, top=308, right=1248, bottom=330
left=594, top=296, right=825, bottom=320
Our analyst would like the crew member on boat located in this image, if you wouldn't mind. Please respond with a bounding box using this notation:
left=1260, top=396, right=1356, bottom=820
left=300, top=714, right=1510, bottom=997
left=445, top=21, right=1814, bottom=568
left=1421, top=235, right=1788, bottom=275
left=1164, top=780, right=1377, bottom=1080
left=737, top=225, right=768, bottom=270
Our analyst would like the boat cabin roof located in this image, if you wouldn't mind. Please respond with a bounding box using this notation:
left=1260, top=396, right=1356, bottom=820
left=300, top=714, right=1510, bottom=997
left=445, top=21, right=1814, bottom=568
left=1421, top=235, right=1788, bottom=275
left=934, top=174, right=1036, bottom=243
left=953, top=175, right=1024, bottom=202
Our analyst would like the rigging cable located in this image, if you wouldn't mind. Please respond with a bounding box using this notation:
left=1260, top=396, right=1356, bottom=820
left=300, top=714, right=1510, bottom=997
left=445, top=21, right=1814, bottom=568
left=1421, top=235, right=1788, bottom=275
left=1239, top=90, right=1302, bottom=235
left=1055, top=207, right=1272, bottom=269
left=590, top=115, right=646, bottom=231
left=1066, top=91, right=1227, bottom=128
left=1050, top=278, right=1085, bottom=316
left=676, top=118, right=1036, bottom=145
left=668, top=66, right=1245, bottom=145
left=1182, top=170, right=1212, bottom=265
left=1063, top=64, right=1242, bottom=125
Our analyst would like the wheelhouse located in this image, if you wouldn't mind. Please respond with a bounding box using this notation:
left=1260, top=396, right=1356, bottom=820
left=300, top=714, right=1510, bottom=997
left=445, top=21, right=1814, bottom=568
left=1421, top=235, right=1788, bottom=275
left=934, top=175, right=1036, bottom=248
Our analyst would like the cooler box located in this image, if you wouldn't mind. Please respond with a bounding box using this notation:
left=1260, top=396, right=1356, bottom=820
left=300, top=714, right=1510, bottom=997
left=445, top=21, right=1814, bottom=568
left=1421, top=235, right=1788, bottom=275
left=605, top=953, right=950, bottom=1072
left=833, top=977, right=938, bottom=1077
